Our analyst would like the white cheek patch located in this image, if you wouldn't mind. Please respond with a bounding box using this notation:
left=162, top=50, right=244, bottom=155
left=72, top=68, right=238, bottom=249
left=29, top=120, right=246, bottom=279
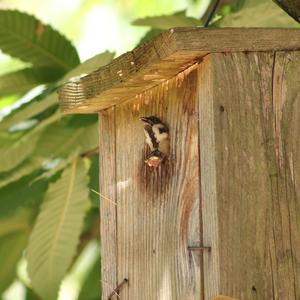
left=144, top=130, right=154, bottom=150
left=152, top=125, right=168, bottom=143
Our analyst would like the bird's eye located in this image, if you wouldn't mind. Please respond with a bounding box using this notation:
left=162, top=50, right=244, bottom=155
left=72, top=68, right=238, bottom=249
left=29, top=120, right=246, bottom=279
left=159, top=127, right=167, bottom=134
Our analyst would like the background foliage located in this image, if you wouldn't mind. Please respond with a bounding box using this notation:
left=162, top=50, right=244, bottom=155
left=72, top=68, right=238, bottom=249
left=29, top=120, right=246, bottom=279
left=0, top=0, right=299, bottom=299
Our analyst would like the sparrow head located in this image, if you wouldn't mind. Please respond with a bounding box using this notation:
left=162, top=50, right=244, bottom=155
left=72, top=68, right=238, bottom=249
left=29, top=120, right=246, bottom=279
left=139, top=115, right=169, bottom=154
left=139, top=116, right=168, bottom=136
left=139, top=116, right=163, bottom=127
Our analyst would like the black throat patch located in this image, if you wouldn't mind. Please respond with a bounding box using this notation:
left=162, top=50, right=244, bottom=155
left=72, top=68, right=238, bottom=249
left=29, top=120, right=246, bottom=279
left=145, top=126, right=159, bottom=149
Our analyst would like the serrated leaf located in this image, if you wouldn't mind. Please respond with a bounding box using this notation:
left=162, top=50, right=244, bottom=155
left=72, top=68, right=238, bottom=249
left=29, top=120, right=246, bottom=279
left=0, top=172, right=48, bottom=219
left=27, top=159, right=90, bottom=300
left=0, top=92, right=57, bottom=130
left=0, top=10, right=80, bottom=70
left=0, top=67, right=64, bottom=98
left=77, top=251, right=101, bottom=300
left=0, top=110, right=61, bottom=172
left=34, top=123, right=98, bottom=159
left=59, top=51, right=115, bottom=84
left=0, top=208, right=34, bottom=293
left=0, top=52, right=114, bottom=130
left=31, top=151, right=79, bottom=183
left=0, top=208, right=34, bottom=237
left=0, top=158, right=42, bottom=188
left=132, top=10, right=202, bottom=29
left=218, top=0, right=300, bottom=27
left=0, top=133, right=40, bottom=173
left=0, top=231, right=30, bottom=293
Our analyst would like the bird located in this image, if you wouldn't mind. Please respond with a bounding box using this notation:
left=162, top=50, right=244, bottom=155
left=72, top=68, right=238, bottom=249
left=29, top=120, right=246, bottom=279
left=139, top=116, right=170, bottom=167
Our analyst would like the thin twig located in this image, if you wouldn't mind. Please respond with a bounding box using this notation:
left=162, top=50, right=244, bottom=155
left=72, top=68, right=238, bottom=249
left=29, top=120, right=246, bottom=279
left=91, top=189, right=117, bottom=205
left=80, top=146, right=99, bottom=158
left=204, top=0, right=221, bottom=27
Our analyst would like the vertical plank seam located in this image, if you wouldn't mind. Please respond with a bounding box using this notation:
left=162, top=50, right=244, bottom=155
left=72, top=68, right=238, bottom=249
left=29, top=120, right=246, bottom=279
left=113, top=105, right=119, bottom=293
left=275, top=52, right=297, bottom=300
left=270, top=51, right=277, bottom=300
left=268, top=244, right=275, bottom=300
left=284, top=149, right=296, bottom=299
left=282, top=56, right=298, bottom=300
left=198, top=56, right=220, bottom=298
left=98, top=113, right=102, bottom=299
left=197, top=75, right=205, bottom=300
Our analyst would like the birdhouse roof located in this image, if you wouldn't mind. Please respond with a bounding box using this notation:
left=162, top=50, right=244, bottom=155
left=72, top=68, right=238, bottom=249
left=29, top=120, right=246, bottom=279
left=58, top=27, right=300, bottom=114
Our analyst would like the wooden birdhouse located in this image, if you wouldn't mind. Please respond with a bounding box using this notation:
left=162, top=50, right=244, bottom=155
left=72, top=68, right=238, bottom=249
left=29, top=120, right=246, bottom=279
left=58, top=28, right=300, bottom=300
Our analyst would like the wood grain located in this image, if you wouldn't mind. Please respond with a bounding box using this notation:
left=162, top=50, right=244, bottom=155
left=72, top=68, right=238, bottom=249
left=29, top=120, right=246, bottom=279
left=98, top=67, right=204, bottom=299
left=97, top=48, right=300, bottom=299
left=269, top=51, right=300, bottom=299
left=199, top=51, right=300, bottom=299
left=212, top=296, right=239, bottom=300
left=99, top=107, right=118, bottom=299
left=59, top=28, right=300, bottom=114
left=198, top=55, right=220, bottom=299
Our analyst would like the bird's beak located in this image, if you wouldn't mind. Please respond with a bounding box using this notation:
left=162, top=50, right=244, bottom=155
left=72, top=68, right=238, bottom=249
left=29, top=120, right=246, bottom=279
left=139, top=117, right=152, bottom=126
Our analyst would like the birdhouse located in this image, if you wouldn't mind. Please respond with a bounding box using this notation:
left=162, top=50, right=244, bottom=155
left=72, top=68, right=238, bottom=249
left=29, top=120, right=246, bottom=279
left=58, top=28, right=300, bottom=300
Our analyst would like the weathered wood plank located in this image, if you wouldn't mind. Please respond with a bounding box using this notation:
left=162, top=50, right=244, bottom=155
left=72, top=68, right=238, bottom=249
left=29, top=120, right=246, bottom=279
left=199, top=51, right=300, bottom=299
left=99, top=107, right=118, bottom=299
left=114, top=68, right=202, bottom=299
left=212, top=296, right=239, bottom=300
left=269, top=51, right=300, bottom=299
left=58, top=28, right=300, bottom=114
left=198, top=55, right=220, bottom=299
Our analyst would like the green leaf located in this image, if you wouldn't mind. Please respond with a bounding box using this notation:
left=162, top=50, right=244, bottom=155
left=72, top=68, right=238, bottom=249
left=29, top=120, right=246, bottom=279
left=31, top=151, right=79, bottom=183
left=77, top=253, right=101, bottom=300
left=132, top=10, right=202, bottom=29
left=59, top=51, right=115, bottom=84
left=0, top=158, right=42, bottom=188
left=62, top=114, right=98, bottom=128
left=0, top=94, right=19, bottom=109
left=0, top=10, right=80, bottom=70
left=27, top=159, right=90, bottom=300
left=0, top=208, right=34, bottom=237
left=0, top=133, right=40, bottom=173
left=0, top=208, right=34, bottom=293
left=217, top=0, right=300, bottom=27
left=0, top=231, right=30, bottom=293
left=25, top=286, right=42, bottom=300
left=88, top=156, right=99, bottom=207
left=0, top=172, right=48, bottom=219
left=34, top=123, right=98, bottom=159
left=0, top=110, right=61, bottom=173
left=218, top=0, right=246, bottom=17
left=0, top=92, right=58, bottom=130
left=0, top=51, right=114, bottom=130
left=0, top=67, right=64, bottom=98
